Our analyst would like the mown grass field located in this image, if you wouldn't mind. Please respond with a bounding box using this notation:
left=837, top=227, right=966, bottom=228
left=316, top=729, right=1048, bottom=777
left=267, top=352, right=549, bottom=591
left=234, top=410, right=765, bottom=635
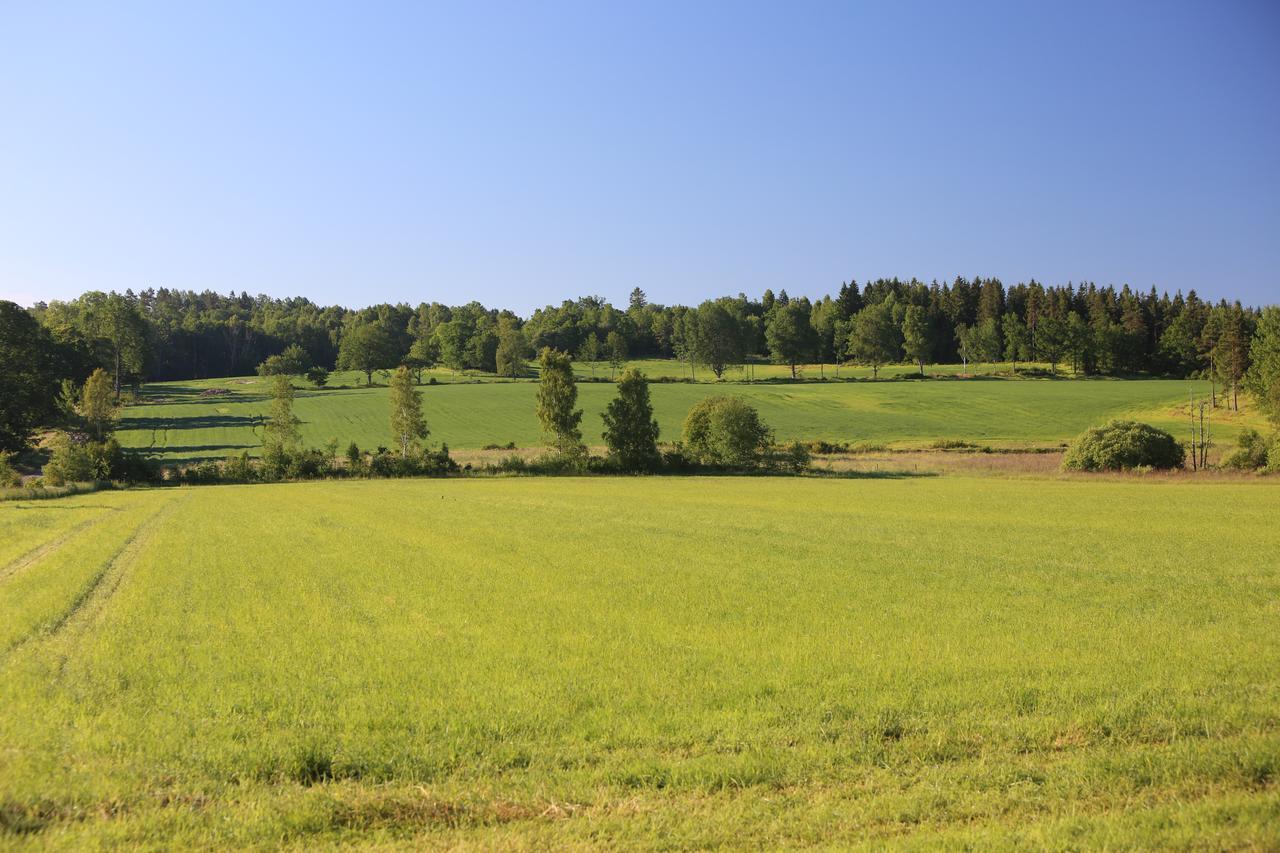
left=116, top=368, right=1247, bottom=462
left=1, top=477, right=1277, bottom=848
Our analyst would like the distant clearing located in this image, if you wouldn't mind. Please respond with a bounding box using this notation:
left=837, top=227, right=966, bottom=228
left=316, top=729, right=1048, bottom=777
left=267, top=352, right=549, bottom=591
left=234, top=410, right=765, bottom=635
left=116, top=370, right=1249, bottom=462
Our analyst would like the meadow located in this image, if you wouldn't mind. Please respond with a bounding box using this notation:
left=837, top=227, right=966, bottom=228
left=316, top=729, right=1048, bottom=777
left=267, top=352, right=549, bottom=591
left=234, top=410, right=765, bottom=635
left=115, top=366, right=1250, bottom=463
left=1, top=476, right=1277, bottom=848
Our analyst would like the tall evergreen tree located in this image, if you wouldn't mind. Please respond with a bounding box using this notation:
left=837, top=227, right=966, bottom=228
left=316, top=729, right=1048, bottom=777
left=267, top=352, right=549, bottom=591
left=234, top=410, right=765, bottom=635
left=601, top=368, right=660, bottom=470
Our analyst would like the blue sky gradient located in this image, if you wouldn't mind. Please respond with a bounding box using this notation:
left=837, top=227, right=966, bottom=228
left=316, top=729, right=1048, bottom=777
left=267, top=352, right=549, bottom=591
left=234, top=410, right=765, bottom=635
left=2, top=1, right=1277, bottom=311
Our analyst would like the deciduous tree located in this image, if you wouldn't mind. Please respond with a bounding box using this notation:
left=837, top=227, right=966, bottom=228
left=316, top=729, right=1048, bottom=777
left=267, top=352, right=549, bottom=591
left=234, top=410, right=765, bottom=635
left=766, top=300, right=817, bottom=378
left=901, top=305, right=932, bottom=375
left=1244, top=306, right=1280, bottom=427
left=80, top=368, right=118, bottom=441
left=262, top=375, right=302, bottom=452
left=389, top=366, right=428, bottom=457
left=535, top=348, right=583, bottom=456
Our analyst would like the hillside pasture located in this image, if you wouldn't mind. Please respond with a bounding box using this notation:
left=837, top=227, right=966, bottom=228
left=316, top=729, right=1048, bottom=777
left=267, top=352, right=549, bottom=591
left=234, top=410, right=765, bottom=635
left=116, top=373, right=1237, bottom=462
left=0, top=476, right=1277, bottom=847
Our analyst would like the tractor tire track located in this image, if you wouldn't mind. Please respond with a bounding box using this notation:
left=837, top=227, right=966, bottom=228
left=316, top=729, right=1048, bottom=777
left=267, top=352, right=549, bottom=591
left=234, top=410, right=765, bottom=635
left=0, top=510, right=119, bottom=584
left=3, top=493, right=189, bottom=661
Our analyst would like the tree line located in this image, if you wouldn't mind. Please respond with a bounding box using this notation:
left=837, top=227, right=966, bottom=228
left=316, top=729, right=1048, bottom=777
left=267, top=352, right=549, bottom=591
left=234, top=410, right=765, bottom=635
left=2, top=278, right=1276, bottom=455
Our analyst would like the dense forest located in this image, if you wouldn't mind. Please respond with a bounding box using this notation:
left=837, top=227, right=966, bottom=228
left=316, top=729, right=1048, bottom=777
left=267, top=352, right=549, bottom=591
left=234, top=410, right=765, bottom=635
left=12, top=278, right=1264, bottom=383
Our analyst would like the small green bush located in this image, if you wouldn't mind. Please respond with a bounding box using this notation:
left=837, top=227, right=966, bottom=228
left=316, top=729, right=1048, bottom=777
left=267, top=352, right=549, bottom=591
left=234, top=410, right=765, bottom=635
left=1061, top=420, right=1184, bottom=472
left=43, top=434, right=98, bottom=485
left=682, top=396, right=773, bottom=468
left=769, top=441, right=812, bottom=473
left=1222, top=429, right=1271, bottom=471
left=0, top=454, right=21, bottom=488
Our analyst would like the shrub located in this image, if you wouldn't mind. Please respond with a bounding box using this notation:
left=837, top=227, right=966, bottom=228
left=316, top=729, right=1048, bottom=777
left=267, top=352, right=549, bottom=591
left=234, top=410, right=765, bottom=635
left=489, top=452, right=592, bottom=475
left=769, top=441, right=812, bottom=473
left=1222, top=429, right=1271, bottom=471
left=1060, top=420, right=1184, bottom=472
left=43, top=434, right=98, bottom=485
left=306, top=366, right=330, bottom=388
left=0, top=454, right=21, bottom=488
left=222, top=452, right=257, bottom=483
left=682, top=396, right=773, bottom=468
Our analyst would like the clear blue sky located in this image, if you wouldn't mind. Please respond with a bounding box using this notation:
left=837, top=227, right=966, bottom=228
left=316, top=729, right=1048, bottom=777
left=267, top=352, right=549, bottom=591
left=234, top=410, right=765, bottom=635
left=2, top=1, right=1277, bottom=312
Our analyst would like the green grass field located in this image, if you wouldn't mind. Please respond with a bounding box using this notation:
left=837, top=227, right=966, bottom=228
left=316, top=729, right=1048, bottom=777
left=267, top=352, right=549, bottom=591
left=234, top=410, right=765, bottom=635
left=1, top=477, right=1277, bottom=847
left=117, top=369, right=1249, bottom=462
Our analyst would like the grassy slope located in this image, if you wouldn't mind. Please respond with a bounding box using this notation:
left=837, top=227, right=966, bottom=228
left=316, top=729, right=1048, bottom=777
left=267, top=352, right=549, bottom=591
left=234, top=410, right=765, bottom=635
left=0, top=477, right=1277, bottom=847
left=116, top=369, right=1246, bottom=462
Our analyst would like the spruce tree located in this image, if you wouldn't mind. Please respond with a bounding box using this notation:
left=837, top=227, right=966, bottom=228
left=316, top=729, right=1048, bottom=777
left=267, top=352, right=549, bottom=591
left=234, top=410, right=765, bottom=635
left=602, top=368, right=660, bottom=471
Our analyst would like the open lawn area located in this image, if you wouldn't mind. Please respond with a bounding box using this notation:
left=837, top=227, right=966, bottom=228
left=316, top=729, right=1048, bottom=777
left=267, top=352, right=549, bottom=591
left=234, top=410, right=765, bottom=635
left=115, top=372, right=1257, bottom=462
left=1, top=476, right=1277, bottom=847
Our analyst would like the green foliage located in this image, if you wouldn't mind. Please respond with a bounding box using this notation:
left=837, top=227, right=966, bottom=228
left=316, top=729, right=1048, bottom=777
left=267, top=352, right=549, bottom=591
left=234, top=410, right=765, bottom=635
left=693, top=300, right=748, bottom=379
left=1002, top=312, right=1029, bottom=363
left=43, top=434, right=154, bottom=485
left=765, top=300, right=817, bottom=378
left=305, top=366, right=330, bottom=388
left=901, top=305, right=931, bottom=374
left=0, top=453, right=22, bottom=488
left=1221, top=429, right=1272, bottom=471
left=257, top=343, right=312, bottom=377
left=79, top=368, right=118, bottom=440
left=606, top=330, right=628, bottom=378
left=849, top=299, right=902, bottom=377
left=261, top=375, right=302, bottom=452
left=495, top=320, right=530, bottom=378
left=1243, top=306, right=1280, bottom=427
left=601, top=369, right=660, bottom=471
left=1061, top=420, right=1184, bottom=471
left=388, top=366, right=429, bottom=457
left=0, top=301, right=71, bottom=452
left=535, top=348, right=583, bottom=456
left=337, top=323, right=401, bottom=385
left=682, top=395, right=773, bottom=467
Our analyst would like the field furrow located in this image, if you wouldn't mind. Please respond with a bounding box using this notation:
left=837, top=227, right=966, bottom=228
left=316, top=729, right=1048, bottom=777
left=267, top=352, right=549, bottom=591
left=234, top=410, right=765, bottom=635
left=0, top=510, right=118, bottom=584
left=0, top=492, right=176, bottom=655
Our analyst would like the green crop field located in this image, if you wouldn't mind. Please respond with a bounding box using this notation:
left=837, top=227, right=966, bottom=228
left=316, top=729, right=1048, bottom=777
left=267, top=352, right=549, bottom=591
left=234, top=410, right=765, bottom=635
left=1, top=477, right=1277, bottom=847
left=116, top=369, right=1252, bottom=462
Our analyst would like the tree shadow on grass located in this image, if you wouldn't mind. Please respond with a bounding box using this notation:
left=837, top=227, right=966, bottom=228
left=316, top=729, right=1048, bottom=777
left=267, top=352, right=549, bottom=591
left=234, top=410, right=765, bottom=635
left=120, top=414, right=262, bottom=431
left=135, top=385, right=270, bottom=405
left=149, top=443, right=257, bottom=456
left=807, top=468, right=939, bottom=480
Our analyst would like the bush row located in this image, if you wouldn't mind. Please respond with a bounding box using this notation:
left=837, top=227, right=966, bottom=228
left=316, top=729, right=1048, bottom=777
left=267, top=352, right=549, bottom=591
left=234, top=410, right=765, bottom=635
left=174, top=443, right=458, bottom=485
